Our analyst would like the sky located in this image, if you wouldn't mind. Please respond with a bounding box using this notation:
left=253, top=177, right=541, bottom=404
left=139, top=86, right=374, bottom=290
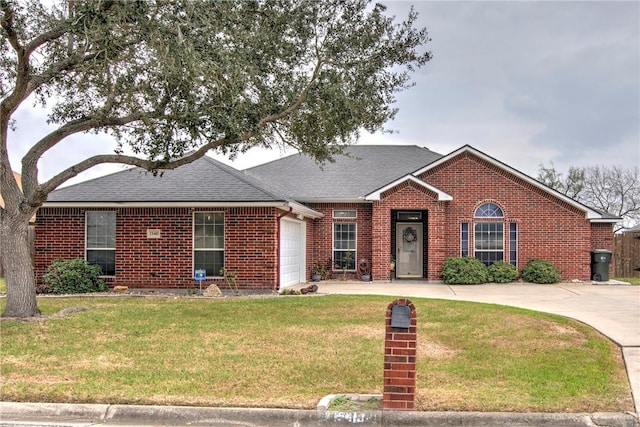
left=6, top=0, right=640, bottom=187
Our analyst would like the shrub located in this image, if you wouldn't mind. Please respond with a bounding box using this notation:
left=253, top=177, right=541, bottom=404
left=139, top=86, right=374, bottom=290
left=488, top=261, right=518, bottom=283
left=42, top=258, right=107, bottom=294
left=442, top=257, right=489, bottom=285
left=521, top=259, right=561, bottom=284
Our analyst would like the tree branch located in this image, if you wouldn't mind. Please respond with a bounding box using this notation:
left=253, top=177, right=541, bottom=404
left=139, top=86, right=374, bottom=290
left=24, top=25, right=67, bottom=57
left=0, top=1, right=22, bottom=53
left=20, top=112, right=144, bottom=202
left=257, top=58, right=324, bottom=127
left=35, top=136, right=237, bottom=201
left=1, top=1, right=30, bottom=116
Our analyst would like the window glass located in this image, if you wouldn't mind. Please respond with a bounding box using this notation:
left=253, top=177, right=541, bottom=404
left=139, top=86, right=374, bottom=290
left=333, top=210, right=357, bottom=218
left=509, top=222, right=518, bottom=267
left=474, top=222, right=504, bottom=266
left=397, top=211, right=422, bottom=221
left=193, top=212, right=224, bottom=276
left=474, top=203, right=504, bottom=218
left=333, top=222, right=356, bottom=270
left=461, top=223, right=469, bottom=257
left=86, top=211, right=116, bottom=276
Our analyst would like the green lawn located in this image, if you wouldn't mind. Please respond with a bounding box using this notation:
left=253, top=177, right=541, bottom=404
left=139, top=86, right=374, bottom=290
left=0, top=277, right=5, bottom=293
left=0, top=295, right=633, bottom=412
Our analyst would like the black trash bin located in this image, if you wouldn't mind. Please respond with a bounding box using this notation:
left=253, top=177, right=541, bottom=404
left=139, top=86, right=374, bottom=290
left=590, top=249, right=612, bottom=281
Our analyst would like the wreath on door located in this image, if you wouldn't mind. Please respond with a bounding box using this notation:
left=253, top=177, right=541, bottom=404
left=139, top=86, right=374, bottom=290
left=403, top=227, right=417, bottom=243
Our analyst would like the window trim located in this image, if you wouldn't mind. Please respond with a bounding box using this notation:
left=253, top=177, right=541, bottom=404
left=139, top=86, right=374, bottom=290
left=192, top=211, right=225, bottom=278
left=332, top=221, right=357, bottom=271
left=85, top=211, right=116, bottom=276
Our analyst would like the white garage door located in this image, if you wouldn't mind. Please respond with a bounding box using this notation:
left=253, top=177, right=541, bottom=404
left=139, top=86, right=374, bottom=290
left=280, top=218, right=306, bottom=288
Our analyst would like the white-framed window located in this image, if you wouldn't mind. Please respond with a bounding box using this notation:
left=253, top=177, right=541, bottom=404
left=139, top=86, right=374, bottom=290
left=333, top=209, right=357, bottom=219
left=193, top=212, right=224, bottom=277
left=333, top=222, right=356, bottom=270
left=473, top=202, right=505, bottom=266
left=86, top=211, right=116, bottom=276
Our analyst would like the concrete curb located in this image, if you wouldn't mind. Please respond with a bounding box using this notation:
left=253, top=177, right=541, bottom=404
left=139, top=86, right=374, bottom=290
left=1, top=402, right=638, bottom=426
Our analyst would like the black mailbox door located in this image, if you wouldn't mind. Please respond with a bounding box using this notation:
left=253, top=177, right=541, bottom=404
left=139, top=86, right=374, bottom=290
left=391, top=305, right=411, bottom=329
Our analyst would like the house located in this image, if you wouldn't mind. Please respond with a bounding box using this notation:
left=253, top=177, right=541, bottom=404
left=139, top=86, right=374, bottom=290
left=34, top=145, right=620, bottom=290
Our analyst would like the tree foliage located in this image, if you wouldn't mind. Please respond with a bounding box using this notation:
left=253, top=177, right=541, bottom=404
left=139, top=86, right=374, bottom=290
left=538, top=163, right=640, bottom=232
left=0, top=0, right=431, bottom=317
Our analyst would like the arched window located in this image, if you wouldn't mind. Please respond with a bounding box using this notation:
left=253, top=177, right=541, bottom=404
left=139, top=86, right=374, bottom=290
left=474, top=202, right=503, bottom=218
left=473, top=203, right=504, bottom=266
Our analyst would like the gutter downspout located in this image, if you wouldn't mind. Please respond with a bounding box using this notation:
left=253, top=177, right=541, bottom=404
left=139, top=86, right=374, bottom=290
left=275, top=207, right=293, bottom=291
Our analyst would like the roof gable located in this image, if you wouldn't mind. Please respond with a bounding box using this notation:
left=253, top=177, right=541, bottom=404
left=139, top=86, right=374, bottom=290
left=414, top=145, right=616, bottom=221
left=365, top=175, right=453, bottom=201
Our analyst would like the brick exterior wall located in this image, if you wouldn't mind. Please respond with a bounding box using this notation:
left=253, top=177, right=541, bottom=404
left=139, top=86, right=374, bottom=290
left=413, top=153, right=612, bottom=280
left=306, top=203, right=372, bottom=281
left=35, top=206, right=280, bottom=290
left=34, top=151, right=616, bottom=289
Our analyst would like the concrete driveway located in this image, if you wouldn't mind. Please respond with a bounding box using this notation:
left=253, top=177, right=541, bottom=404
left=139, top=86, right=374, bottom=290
left=316, top=281, right=640, bottom=413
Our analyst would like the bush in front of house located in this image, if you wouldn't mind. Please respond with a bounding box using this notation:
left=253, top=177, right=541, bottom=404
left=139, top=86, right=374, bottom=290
left=487, top=261, right=519, bottom=283
left=442, top=257, right=489, bottom=285
left=42, top=258, right=107, bottom=294
left=521, top=259, right=561, bottom=284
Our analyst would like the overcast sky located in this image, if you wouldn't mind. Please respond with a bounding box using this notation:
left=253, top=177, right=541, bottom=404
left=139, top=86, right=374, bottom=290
left=7, top=0, right=640, bottom=186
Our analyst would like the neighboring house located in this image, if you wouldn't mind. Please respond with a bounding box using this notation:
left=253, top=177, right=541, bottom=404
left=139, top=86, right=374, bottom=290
left=34, top=145, right=620, bottom=290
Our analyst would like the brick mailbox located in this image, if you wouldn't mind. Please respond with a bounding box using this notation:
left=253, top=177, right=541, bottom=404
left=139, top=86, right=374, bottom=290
left=383, top=298, right=417, bottom=410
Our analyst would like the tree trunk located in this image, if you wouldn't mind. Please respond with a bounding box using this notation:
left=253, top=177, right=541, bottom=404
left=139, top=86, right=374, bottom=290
left=1, top=209, right=41, bottom=318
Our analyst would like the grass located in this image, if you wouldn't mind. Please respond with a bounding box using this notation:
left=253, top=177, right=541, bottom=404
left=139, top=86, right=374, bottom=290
left=0, top=277, right=5, bottom=293
left=0, top=295, right=633, bottom=412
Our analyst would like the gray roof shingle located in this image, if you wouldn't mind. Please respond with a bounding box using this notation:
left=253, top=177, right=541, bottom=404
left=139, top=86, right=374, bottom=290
left=47, top=155, right=286, bottom=203
left=245, top=145, right=443, bottom=201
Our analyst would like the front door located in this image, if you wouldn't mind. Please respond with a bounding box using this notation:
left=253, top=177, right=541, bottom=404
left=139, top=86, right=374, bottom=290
left=395, top=223, right=423, bottom=278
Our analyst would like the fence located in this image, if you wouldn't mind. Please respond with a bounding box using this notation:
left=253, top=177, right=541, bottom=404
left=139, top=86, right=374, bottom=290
left=613, top=231, right=640, bottom=278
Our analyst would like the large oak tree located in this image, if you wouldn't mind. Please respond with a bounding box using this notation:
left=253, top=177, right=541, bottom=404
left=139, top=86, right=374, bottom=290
left=1, top=0, right=430, bottom=317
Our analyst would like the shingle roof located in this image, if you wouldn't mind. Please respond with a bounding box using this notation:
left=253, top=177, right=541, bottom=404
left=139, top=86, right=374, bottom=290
left=245, top=145, right=443, bottom=201
left=46, top=155, right=286, bottom=203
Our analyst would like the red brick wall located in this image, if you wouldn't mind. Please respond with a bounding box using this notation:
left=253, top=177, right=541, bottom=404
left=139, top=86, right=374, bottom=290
left=417, top=153, right=607, bottom=280
left=590, top=222, right=616, bottom=278
left=306, top=203, right=372, bottom=281
left=372, top=181, right=446, bottom=280
left=35, top=207, right=279, bottom=290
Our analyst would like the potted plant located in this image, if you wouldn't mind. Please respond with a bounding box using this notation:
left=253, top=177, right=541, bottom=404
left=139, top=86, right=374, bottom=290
left=311, top=260, right=327, bottom=282
left=358, top=259, right=371, bottom=282
left=389, top=255, right=396, bottom=271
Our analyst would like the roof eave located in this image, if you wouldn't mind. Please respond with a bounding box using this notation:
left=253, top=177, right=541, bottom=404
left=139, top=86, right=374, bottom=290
left=415, top=145, right=608, bottom=220
left=364, top=175, right=453, bottom=201
left=295, top=197, right=372, bottom=204
left=589, top=218, right=622, bottom=224
left=41, top=200, right=324, bottom=220
left=41, top=201, right=292, bottom=209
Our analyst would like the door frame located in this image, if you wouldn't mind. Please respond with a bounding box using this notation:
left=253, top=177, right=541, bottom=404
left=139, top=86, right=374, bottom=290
left=391, top=210, right=427, bottom=279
